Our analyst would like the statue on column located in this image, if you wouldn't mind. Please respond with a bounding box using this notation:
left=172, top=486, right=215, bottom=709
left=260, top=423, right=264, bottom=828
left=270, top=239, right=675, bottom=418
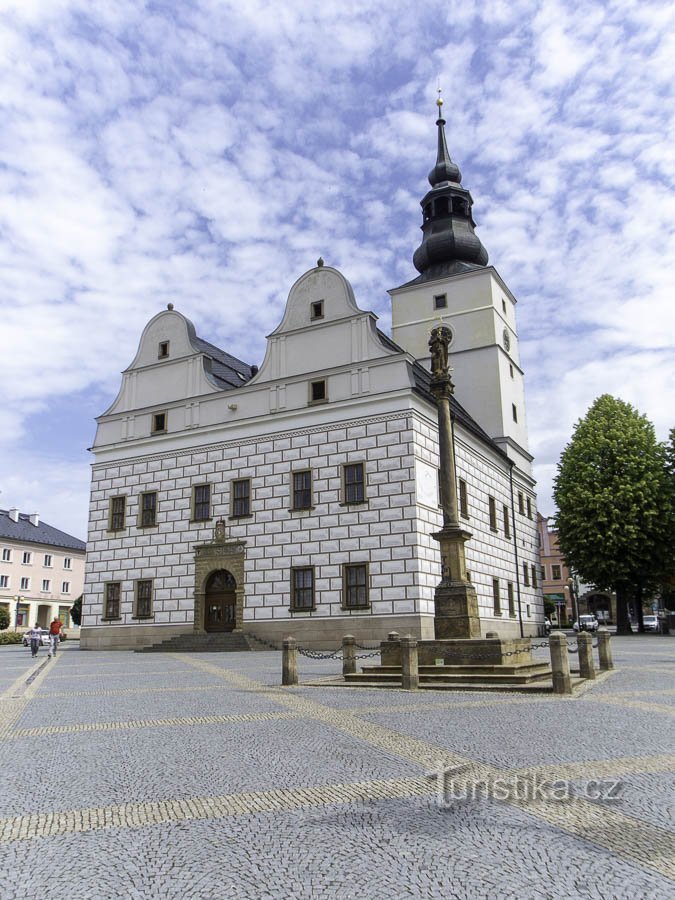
left=429, top=324, right=452, bottom=380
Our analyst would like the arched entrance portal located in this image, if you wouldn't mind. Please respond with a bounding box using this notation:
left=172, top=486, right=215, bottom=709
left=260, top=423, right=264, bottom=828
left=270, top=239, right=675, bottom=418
left=204, top=570, right=237, bottom=633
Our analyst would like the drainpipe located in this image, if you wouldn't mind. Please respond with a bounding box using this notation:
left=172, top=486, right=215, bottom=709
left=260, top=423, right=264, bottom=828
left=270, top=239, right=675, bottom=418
left=509, top=463, right=524, bottom=638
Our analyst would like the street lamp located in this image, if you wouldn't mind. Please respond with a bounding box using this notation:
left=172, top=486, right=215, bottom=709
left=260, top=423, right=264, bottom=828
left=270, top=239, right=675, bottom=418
left=14, top=595, right=22, bottom=632
left=567, top=576, right=580, bottom=628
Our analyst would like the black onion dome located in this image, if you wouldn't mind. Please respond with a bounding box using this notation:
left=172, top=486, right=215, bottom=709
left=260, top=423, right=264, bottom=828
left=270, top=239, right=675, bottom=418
left=411, top=103, right=488, bottom=282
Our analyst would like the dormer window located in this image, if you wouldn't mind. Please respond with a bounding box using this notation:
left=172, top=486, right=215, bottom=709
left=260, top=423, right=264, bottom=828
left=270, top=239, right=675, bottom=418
left=152, top=411, right=167, bottom=433
left=434, top=294, right=447, bottom=310
left=310, top=300, right=324, bottom=320
left=158, top=341, right=170, bottom=359
left=309, top=379, right=327, bottom=404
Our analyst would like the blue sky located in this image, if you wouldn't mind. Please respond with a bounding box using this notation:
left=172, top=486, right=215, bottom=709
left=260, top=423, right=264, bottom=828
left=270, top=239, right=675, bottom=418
left=1, top=0, right=673, bottom=540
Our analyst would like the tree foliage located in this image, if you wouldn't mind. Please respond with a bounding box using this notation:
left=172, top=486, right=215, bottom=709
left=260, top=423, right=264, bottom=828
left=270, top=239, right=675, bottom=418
left=0, top=606, right=10, bottom=630
left=553, top=395, right=670, bottom=634
left=70, top=595, right=82, bottom=626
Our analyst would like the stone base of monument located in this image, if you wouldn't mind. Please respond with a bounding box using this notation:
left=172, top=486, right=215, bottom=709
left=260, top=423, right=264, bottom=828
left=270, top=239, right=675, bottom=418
left=343, top=634, right=552, bottom=689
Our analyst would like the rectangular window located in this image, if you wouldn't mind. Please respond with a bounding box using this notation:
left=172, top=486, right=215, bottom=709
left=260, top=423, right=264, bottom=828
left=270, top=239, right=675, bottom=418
left=310, top=300, right=324, bottom=320
left=503, top=505, right=511, bottom=539
left=518, top=492, right=525, bottom=515
left=44, top=554, right=52, bottom=567
left=343, top=463, right=365, bottom=504
left=0, top=575, right=8, bottom=588
left=63, top=557, right=72, bottom=569
left=109, top=496, right=126, bottom=531
left=22, top=551, right=32, bottom=565
left=193, top=484, right=211, bottom=522
left=104, top=582, right=121, bottom=620
left=139, top=491, right=157, bottom=527
left=523, top=562, right=530, bottom=586
left=61, top=581, right=70, bottom=594
left=309, top=379, right=327, bottom=403
left=151, top=411, right=167, bottom=433
left=526, top=496, right=532, bottom=519
left=343, top=564, right=369, bottom=609
left=508, top=582, right=515, bottom=617
left=291, top=567, right=314, bottom=611
left=552, top=564, right=562, bottom=580
left=540, top=566, right=545, bottom=581
left=531, top=564, right=538, bottom=588
left=492, top=578, right=501, bottom=615
left=488, top=496, right=497, bottom=531
left=42, top=579, right=50, bottom=592
left=434, top=294, right=447, bottom=309
left=2, top=548, right=11, bottom=562
left=509, top=364, right=514, bottom=378
left=20, top=577, right=30, bottom=590
left=231, top=479, right=251, bottom=517
left=292, top=470, right=312, bottom=510
left=459, top=479, right=469, bottom=519
left=135, top=579, right=153, bottom=618
left=158, top=341, right=170, bottom=358
left=512, top=403, right=518, bottom=423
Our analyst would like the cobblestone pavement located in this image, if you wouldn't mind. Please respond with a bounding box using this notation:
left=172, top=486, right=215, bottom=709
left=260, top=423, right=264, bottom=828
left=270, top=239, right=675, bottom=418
left=0, top=635, right=673, bottom=899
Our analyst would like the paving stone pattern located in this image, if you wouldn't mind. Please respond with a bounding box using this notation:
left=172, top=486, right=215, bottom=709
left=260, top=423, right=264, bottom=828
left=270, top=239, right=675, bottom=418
left=0, top=635, right=673, bottom=899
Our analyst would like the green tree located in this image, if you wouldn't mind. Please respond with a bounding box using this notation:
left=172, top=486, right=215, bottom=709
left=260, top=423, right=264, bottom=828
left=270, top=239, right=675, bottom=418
left=0, top=606, right=9, bottom=630
left=71, top=595, right=82, bottom=626
left=553, top=395, right=670, bottom=635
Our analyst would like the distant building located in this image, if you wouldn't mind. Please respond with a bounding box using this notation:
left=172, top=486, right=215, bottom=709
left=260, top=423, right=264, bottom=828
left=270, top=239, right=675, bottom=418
left=0, top=508, right=86, bottom=631
left=81, top=106, right=543, bottom=650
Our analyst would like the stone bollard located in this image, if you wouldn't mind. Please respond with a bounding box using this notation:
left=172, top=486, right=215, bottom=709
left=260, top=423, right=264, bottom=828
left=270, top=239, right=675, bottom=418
left=400, top=635, right=419, bottom=691
left=387, top=631, right=400, bottom=642
left=577, top=632, right=596, bottom=680
left=342, top=634, right=356, bottom=676
left=549, top=630, right=572, bottom=696
left=597, top=627, right=613, bottom=670
left=282, top=637, right=298, bottom=686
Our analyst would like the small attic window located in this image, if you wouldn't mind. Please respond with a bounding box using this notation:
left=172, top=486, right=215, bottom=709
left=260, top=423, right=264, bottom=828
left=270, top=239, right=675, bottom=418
left=310, top=300, right=324, bottom=320
left=434, top=294, right=447, bottom=310
left=309, top=379, right=327, bottom=404
left=502, top=299, right=507, bottom=314
left=152, top=411, right=167, bottom=434
left=158, top=341, right=170, bottom=359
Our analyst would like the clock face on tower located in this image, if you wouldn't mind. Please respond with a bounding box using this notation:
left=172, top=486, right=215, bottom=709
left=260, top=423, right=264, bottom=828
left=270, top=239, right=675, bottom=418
left=503, top=328, right=511, bottom=352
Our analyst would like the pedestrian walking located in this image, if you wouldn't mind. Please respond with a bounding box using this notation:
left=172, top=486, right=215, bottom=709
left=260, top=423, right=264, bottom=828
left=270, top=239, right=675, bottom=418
left=48, top=617, right=63, bottom=658
left=27, top=623, right=43, bottom=658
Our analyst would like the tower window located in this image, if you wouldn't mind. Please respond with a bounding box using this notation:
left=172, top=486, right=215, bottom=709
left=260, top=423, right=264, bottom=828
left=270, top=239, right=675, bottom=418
left=152, top=411, right=167, bottom=433
left=502, top=299, right=506, bottom=314
left=512, top=404, right=518, bottom=423
left=451, top=197, right=467, bottom=216
left=433, top=294, right=447, bottom=310
left=310, top=300, right=324, bottom=320
left=158, top=341, right=170, bottom=359
left=309, top=380, right=327, bottom=403
left=435, top=197, right=449, bottom=216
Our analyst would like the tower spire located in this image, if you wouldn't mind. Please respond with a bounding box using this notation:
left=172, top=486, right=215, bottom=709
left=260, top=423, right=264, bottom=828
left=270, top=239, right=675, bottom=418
left=411, top=97, right=488, bottom=282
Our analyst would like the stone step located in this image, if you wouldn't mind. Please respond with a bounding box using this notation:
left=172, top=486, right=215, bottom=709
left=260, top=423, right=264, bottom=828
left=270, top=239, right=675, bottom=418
left=345, top=664, right=552, bottom=686
left=358, top=663, right=552, bottom=678
left=136, top=632, right=253, bottom=653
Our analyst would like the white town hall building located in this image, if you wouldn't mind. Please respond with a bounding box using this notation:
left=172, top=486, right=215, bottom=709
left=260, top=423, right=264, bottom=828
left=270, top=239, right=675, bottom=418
left=81, top=106, right=543, bottom=650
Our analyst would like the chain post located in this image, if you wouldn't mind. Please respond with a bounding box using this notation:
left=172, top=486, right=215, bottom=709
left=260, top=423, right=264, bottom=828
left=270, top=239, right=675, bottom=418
left=282, top=636, right=298, bottom=686
left=597, top=627, right=613, bottom=670
left=549, top=630, right=572, bottom=695
left=400, top=635, right=419, bottom=691
left=577, top=631, right=596, bottom=680
left=342, top=634, right=356, bottom=676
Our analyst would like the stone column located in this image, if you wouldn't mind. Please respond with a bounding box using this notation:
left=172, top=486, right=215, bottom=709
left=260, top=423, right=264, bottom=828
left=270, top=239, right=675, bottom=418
left=549, top=630, right=572, bottom=695
left=282, top=637, right=298, bottom=686
left=429, top=325, right=480, bottom=639
left=577, top=632, right=596, bottom=680
left=342, top=634, right=356, bottom=676
left=400, top=636, right=419, bottom=691
left=597, top=627, right=613, bottom=670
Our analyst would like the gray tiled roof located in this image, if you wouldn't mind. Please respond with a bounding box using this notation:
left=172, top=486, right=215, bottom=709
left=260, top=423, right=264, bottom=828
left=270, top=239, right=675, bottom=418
left=0, top=511, right=86, bottom=552
left=192, top=336, right=255, bottom=390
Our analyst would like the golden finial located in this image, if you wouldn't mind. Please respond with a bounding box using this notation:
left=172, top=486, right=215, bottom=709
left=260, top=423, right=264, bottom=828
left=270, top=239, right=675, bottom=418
left=436, top=84, right=443, bottom=110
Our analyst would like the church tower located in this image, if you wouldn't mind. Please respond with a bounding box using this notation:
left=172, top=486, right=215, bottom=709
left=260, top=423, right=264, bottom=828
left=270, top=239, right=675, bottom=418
left=390, top=97, right=532, bottom=475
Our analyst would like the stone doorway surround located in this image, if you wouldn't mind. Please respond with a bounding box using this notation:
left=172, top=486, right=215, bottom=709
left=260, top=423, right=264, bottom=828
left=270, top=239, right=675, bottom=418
left=194, top=521, right=246, bottom=634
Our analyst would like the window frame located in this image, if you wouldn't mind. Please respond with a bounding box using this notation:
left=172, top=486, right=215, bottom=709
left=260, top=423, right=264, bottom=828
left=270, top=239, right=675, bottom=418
left=458, top=479, right=469, bottom=519
left=518, top=492, right=525, bottom=515
left=433, top=293, right=447, bottom=310
left=43, top=554, right=53, bottom=567
left=291, top=469, right=312, bottom=511
left=0, top=575, right=8, bottom=588
left=103, top=581, right=122, bottom=621
left=1, top=548, right=11, bottom=562
left=61, top=581, right=70, bottom=594
left=309, top=379, right=327, bottom=404
left=20, top=577, right=30, bottom=591
left=526, top=496, right=532, bottom=519
left=507, top=581, right=515, bottom=617
left=552, top=564, right=562, bottom=580
left=41, top=579, right=50, bottom=592
left=230, top=479, right=251, bottom=519
left=342, top=462, right=366, bottom=505
left=192, top=484, right=212, bottom=523
left=488, top=496, right=498, bottom=532
left=63, top=557, right=72, bottom=570
left=342, top=563, right=370, bottom=610
left=503, top=504, right=511, bottom=539
left=109, top=495, right=127, bottom=532
left=138, top=491, right=158, bottom=528
left=134, top=579, right=154, bottom=619
left=492, top=578, right=501, bottom=616
left=22, top=551, right=32, bottom=565
left=290, top=566, right=315, bottom=612
left=531, top=564, right=538, bottom=589
left=151, top=410, right=168, bottom=434
left=158, top=340, right=170, bottom=359
left=310, top=300, right=324, bottom=320
left=523, top=562, right=530, bottom=587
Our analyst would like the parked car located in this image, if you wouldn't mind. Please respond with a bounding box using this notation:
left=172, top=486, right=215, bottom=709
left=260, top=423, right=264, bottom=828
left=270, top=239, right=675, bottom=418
left=643, top=615, right=660, bottom=633
left=22, top=632, right=51, bottom=647
left=573, top=615, right=599, bottom=632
